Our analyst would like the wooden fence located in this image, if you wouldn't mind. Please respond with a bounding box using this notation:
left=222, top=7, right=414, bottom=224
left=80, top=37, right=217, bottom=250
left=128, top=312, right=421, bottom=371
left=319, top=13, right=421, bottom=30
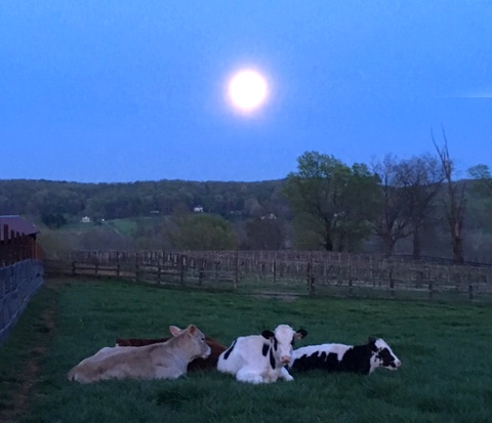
left=44, top=250, right=492, bottom=302
left=0, top=224, right=40, bottom=267
left=0, top=223, right=44, bottom=344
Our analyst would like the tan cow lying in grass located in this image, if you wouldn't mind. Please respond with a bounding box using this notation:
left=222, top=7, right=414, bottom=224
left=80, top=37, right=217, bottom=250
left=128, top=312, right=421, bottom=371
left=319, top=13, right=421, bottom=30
left=68, top=324, right=210, bottom=383
left=116, top=335, right=227, bottom=372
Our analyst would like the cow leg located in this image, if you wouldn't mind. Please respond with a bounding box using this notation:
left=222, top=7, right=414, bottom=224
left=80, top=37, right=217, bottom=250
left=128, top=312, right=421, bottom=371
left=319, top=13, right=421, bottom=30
left=154, top=366, right=184, bottom=380
left=236, top=367, right=264, bottom=384
left=279, top=366, right=294, bottom=381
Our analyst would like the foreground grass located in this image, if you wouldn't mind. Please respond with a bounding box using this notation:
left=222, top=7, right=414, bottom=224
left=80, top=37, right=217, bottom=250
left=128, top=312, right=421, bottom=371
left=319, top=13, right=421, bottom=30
left=0, top=286, right=57, bottom=422
left=2, top=278, right=492, bottom=423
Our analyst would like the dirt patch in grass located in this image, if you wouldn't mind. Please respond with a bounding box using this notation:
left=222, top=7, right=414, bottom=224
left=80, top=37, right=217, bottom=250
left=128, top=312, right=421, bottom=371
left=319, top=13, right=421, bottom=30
left=253, top=291, right=301, bottom=302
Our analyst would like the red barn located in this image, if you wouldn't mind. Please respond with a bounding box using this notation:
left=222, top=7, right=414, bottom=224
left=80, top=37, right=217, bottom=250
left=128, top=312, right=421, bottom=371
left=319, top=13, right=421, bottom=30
left=0, top=215, right=41, bottom=266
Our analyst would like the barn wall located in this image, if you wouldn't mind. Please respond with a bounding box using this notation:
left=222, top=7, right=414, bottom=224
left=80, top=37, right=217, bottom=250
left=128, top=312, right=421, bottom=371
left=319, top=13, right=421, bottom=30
left=0, top=259, right=44, bottom=344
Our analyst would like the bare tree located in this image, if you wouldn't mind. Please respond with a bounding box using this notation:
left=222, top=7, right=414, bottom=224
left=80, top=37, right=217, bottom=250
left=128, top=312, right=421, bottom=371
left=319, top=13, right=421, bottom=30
left=433, top=129, right=466, bottom=264
left=396, top=155, right=444, bottom=259
left=370, top=155, right=413, bottom=257
left=370, top=154, right=443, bottom=258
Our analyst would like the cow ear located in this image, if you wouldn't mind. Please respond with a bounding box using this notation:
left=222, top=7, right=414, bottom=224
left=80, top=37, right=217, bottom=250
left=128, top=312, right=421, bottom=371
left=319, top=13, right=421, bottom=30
left=169, top=326, right=182, bottom=337
left=368, top=337, right=377, bottom=344
left=295, top=329, right=308, bottom=339
left=187, top=325, right=197, bottom=335
left=261, top=330, right=275, bottom=339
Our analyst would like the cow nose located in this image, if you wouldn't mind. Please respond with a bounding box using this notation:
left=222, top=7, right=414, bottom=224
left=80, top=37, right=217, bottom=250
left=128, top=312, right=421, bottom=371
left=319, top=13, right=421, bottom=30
left=395, top=360, right=402, bottom=367
left=280, top=355, right=291, bottom=365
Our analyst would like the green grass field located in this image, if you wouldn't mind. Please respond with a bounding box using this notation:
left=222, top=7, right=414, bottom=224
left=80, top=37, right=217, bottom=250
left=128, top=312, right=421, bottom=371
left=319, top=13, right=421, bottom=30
left=1, top=278, right=492, bottom=423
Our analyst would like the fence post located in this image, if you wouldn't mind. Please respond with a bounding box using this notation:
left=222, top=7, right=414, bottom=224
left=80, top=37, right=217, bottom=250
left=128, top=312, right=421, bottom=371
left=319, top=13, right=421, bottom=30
left=428, top=282, right=434, bottom=300
left=198, top=259, right=205, bottom=287
left=468, top=284, right=474, bottom=301
left=307, top=261, right=315, bottom=296
left=234, top=250, right=239, bottom=289
left=273, top=260, right=277, bottom=284
left=180, top=254, right=186, bottom=287
left=116, top=251, right=121, bottom=277
left=135, top=252, right=140, bottom=282
left=388, top=268, right=395, bottom=298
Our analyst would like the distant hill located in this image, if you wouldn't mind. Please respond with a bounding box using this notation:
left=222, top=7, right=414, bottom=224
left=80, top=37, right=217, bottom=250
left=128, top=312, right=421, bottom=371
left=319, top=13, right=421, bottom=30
left=0, top=178, right=289, bottom=223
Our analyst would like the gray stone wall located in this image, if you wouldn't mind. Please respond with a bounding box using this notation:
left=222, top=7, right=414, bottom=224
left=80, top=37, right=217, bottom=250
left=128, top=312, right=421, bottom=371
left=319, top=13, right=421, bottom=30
left=0, top=260, right=44, bottom=344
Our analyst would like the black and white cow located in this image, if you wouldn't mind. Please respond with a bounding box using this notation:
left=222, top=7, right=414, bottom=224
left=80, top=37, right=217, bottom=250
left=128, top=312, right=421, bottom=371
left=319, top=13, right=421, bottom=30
left=217, top=324, right=308, bottom=384
left=288, top=337, right=401, bottom=375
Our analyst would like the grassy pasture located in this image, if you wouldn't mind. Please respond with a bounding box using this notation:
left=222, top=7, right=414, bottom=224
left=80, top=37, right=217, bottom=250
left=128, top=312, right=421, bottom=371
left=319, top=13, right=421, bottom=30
left=1, top=279, right=492, bottom=423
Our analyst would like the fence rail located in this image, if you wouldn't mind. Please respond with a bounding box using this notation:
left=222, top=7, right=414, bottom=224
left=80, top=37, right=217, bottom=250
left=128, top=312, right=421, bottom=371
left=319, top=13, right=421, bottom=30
left=44, top=250, right=492, bottom=302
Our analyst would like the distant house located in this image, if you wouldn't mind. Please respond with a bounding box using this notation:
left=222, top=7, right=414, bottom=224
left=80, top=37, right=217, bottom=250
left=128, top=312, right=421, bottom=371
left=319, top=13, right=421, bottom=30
left=0, top=215, right=41, bottom=263
left=80, top=216, right=91, bottom=223
left=193, top=206, right=204, bottom=213
left=261, top=213, right=277, bottom=220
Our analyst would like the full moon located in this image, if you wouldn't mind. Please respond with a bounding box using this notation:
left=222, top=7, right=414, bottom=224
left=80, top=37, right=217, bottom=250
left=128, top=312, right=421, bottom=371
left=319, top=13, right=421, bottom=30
left=227, top=69, right=268, bottom=112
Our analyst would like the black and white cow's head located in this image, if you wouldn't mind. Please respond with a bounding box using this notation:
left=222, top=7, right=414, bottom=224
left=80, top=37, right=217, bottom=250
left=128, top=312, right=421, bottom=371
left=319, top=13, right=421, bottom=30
left=368, top=337, right=402, bottom=373
left=261, top=324, right=308, bottom=366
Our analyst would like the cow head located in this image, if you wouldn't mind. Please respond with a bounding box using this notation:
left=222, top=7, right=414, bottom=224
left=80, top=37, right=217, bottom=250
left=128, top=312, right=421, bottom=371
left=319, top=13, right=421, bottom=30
left=261, top=325, right=308, bottom=366
left=169, top=325, right=211, bottom=359
left=368, top=337, right=402, bottom=373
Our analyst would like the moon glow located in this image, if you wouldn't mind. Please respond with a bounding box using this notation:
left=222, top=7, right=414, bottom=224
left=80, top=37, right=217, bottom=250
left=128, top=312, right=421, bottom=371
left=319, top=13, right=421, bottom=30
left=227, top=69, right=268, bottom=112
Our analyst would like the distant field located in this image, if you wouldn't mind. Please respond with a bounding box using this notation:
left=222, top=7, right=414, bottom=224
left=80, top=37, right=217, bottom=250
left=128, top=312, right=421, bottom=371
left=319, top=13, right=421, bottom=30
left=104, top=217, right=140, bottom=236
left=1, top=278, right=492, bottom=423
left=59, top=217, right=146, bottom=236
left=45, top=216, right=164, bottom=244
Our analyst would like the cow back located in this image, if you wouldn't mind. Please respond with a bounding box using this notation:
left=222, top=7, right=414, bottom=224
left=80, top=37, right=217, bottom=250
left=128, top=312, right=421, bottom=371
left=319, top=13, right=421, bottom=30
left=116, top=336, right=227, bottom=371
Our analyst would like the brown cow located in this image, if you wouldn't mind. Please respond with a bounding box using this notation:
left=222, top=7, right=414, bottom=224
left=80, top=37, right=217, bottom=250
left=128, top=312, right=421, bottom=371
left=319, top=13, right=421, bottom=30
left=68, top=324, right=210, bottom=383
left=116, top=334, right=227, bottom=371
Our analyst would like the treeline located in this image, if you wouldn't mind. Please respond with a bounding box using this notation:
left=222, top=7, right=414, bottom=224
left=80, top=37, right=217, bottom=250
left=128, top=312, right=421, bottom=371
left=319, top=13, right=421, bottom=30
left=0, top=178, right=292, bottom=253
left=1, top=144, right=491, bottom=263
left=0, top=178, right=287, bottom=222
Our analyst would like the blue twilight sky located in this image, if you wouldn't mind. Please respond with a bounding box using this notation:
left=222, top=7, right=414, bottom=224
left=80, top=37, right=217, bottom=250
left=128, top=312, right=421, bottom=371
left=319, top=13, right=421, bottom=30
left=1, top=1, right=491, bottom=183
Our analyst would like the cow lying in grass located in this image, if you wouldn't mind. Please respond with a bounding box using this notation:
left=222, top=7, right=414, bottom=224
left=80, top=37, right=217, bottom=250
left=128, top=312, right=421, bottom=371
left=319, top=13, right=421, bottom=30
left=115, top=335, right=227, bottom=371
left=288, top=337, right=401, bottom=375
left=68, top=324, right=210, bottom=383
left=217, top=324, right=308, bottom=384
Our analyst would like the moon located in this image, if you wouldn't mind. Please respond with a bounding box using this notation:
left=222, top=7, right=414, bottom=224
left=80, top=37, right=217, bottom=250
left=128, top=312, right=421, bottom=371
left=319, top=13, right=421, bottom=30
left=227, top=69, right=268, bottom=112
